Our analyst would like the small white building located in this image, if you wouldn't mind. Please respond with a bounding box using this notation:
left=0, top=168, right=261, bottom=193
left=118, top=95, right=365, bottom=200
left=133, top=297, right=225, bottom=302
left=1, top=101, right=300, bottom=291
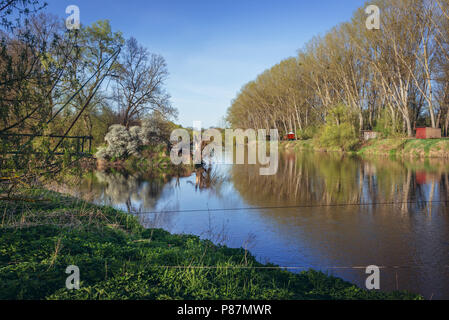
left=361, top=130, right=379, bottom=141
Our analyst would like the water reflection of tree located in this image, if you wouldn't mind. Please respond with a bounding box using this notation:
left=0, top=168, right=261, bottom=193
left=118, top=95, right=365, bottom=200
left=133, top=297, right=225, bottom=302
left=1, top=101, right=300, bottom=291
left=231, top=151, right=449, bottom=209
left=187, top=165, right=227, bottom=196
left=91, top=171, right=166, bottom=212
left=232, top=152, right=360, bottom=206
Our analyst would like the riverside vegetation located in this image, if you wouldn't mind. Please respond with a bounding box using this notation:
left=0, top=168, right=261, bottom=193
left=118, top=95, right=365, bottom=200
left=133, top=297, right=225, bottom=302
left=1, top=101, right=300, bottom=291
left=0, top=189, right=422, bottom=300
left=227, top=0, right=449, bottom=146
left=0, top=0, right=441, bottom=301
left=281, top=137, right=449, bottom=159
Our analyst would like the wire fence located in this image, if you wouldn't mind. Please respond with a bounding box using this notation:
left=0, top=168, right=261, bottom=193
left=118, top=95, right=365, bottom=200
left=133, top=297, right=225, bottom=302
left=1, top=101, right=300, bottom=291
left=128, top=200, right=449, bottom=215
left=2, top=195, right=449, bottom=272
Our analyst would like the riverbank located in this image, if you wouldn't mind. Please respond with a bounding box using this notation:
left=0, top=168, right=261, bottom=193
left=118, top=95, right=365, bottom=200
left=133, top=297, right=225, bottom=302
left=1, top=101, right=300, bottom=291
left=281, top=138, right=449, bottom=158
left=0, top=189, right=421, bottom=300
left=96, top=145, right=193, bottom=177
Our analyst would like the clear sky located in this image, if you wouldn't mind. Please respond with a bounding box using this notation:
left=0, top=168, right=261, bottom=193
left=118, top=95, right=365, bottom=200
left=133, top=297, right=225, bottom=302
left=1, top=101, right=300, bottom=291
left=46, top=0, right=366, bottom=128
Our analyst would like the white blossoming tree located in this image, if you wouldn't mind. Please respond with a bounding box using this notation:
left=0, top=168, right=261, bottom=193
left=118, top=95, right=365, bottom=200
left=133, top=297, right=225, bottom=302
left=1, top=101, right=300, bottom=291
left=95, top=113, right=172, bottom=160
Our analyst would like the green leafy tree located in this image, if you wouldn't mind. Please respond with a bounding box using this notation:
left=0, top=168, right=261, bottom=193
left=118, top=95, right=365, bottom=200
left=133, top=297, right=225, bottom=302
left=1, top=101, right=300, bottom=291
left=0, top=1, right=81, bottom=188
left=56, top=20, right=124, bottom=140
left=318, top=104, right=360, bottom=151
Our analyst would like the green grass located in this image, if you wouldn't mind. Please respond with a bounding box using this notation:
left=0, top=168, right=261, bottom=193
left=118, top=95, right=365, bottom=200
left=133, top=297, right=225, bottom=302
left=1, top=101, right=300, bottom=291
left=283, top=138, right=449, bottom=159
left=359, top=138, right=449, bottom=158
left=0, top=189, right=422, bottom=300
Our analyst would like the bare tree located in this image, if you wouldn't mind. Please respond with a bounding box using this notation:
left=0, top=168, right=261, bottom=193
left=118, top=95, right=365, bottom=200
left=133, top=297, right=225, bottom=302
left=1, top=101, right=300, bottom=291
left=114, top=37, right=176, bottom=128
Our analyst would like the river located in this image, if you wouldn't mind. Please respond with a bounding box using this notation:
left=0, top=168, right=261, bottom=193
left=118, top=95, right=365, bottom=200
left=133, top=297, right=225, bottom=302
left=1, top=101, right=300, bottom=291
left=73, top=150, right=449, bottom=299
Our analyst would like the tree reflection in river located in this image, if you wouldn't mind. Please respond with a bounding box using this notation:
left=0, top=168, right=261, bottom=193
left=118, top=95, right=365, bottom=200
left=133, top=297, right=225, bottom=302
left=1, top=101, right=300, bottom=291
left=78, top=163, right=228, bottom=212
left=229, top=152, right=449, bottom=299
left=231, top=151, right=449, bottom=211
left=75, top=171, right=167, bottom=213
left=73, top=151, right=449, bottom=298
left=188, top=165, right=228, bottom=193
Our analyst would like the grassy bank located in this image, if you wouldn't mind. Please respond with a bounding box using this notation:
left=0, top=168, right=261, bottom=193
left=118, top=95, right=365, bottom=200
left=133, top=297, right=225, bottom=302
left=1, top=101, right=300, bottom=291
left=282, top=138, right=449, bottom=159
left=358, top=138, right=449, bottom=158
left=0, top=189, right=421, bottom=300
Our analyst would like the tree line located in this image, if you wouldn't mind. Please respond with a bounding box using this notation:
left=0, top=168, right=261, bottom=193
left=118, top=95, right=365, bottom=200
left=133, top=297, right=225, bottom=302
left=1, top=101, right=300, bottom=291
left=227, top=0, right=449, bottom=139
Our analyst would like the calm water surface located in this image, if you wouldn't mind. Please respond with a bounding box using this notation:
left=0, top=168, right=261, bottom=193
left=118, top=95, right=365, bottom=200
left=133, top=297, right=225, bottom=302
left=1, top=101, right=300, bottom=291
left=76, top=151, right=449, bottom=299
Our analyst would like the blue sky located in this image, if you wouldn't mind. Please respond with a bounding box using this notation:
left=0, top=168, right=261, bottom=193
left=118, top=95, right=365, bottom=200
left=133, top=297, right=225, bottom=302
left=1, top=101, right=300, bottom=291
left=46, top=0, right=365, bottom=128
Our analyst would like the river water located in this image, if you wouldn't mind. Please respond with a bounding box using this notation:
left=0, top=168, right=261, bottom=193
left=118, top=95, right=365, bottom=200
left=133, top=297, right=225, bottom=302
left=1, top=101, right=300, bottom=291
left=75, top=151, right=449, bottom=299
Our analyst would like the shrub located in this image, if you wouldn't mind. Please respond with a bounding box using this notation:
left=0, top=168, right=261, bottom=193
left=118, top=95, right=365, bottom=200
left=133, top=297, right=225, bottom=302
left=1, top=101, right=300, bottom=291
left=96, top=125, right=142, bottom=160
left=374, top=108, right=404, bottom=138
left=318, top=104, right=360, bottom=151
left=95, top=113, right=174, bottom=161
left=296, top=127, right=318, bottom=140
left=140, top=111, right=177, bottom=146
